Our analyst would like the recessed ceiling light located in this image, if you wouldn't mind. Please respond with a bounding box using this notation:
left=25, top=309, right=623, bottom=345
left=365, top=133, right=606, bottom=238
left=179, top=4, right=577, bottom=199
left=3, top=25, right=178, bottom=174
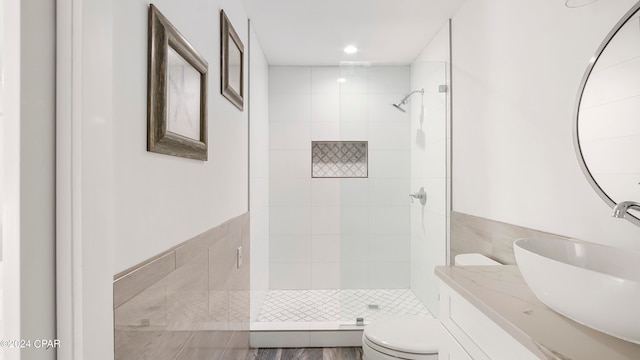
left=337, top=78, right=347, bottom=83
left=344, top=45, right=358, bottom=54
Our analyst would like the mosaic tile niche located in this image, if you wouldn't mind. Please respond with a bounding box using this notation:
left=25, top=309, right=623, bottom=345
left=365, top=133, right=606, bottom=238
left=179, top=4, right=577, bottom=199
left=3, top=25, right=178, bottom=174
left=312, top=141, right=368, bottom=178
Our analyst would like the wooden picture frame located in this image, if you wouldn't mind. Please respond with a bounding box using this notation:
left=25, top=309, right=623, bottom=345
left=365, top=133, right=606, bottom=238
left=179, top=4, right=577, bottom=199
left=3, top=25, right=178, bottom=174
left=220, top=10, right=244, bottom=110
left=148, top=4, right=208, bottom=161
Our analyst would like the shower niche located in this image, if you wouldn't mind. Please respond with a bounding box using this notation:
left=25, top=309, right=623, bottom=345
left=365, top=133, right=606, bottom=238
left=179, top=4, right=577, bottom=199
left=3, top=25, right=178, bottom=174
left=311, top=141, right=368, bottom=178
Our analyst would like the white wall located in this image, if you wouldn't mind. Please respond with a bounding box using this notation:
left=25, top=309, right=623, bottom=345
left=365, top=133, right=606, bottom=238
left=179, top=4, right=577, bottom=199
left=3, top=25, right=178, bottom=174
left=0, top=0, right=5, bottom=347
left=3, top=1, right=56, bottom=359
left=55, top=0, right=264, bottom=358
left=113, top=0, right=250, bottom=274
left=0, top=1, right=10, bottom=356
left=268, top=66, right=411, bottom=290
left=410, top=22, right=450, bottom=316
left=451, top=0, right=640, bottom=248
left=249, top=21, right=270, bottom=323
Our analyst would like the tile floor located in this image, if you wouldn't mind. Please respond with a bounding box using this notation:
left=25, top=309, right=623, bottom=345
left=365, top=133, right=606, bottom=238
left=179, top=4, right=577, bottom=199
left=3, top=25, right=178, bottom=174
left=248, top=347, right=363, bottom=360
left=257, top=288, right=431, bottom=324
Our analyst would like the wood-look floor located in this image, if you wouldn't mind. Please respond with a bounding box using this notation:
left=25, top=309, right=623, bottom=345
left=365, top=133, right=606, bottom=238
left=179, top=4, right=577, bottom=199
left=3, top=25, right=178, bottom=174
left=247, top=347, right=363, bottom=360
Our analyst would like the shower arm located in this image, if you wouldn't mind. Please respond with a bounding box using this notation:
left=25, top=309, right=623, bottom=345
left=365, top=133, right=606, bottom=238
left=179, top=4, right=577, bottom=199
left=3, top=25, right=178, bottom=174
left=398, top=89, right=424, bottom=105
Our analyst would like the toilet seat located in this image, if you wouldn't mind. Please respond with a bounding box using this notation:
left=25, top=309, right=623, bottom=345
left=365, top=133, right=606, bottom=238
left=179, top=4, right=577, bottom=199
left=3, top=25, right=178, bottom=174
left=362, top=315, right=439, bottom=360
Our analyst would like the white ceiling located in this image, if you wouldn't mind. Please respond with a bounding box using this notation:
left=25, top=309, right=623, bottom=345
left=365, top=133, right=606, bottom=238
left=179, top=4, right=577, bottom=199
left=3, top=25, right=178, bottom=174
left=241, top=0, right=468, bottom=66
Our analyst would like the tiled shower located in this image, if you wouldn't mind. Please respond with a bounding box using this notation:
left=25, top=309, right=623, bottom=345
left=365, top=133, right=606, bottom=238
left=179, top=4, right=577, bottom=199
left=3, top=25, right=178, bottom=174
left=250, top=62, right=449, bottom=342
left=268, top=66, right=412, bottom=292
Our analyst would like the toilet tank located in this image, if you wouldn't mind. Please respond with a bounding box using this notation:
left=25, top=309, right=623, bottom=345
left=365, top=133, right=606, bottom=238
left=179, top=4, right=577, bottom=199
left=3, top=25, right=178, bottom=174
left=454, top=253, right=501, bottom=266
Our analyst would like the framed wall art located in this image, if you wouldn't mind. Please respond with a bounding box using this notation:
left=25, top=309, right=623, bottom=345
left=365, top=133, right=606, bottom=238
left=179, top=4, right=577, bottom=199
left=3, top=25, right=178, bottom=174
left=148, top=4, right=209, bottom=161
left=220, top=10, right=244, bottom=110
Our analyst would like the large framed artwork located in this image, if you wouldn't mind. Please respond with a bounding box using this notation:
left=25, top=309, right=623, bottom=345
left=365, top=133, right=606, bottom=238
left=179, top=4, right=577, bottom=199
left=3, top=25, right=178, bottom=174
left=147, top=4, right=209, bottom=161
left=220, top=10, right=244, bottom=110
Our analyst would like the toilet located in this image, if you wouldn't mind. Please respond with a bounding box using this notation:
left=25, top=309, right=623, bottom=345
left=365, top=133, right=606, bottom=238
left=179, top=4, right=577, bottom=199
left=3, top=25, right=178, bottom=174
left=361, top=253, right=501, bottom=360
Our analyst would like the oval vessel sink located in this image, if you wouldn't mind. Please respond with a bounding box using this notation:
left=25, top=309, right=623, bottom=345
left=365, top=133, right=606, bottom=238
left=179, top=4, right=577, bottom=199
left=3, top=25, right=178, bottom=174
left=514, top=238, right=640, bottom=344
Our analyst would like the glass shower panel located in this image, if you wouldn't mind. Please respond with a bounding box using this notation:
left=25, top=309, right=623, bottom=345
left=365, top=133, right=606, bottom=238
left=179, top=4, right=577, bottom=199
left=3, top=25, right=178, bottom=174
left=337, top=63, right=447, bottom=325
left=409, top=61, right=448, bottom=317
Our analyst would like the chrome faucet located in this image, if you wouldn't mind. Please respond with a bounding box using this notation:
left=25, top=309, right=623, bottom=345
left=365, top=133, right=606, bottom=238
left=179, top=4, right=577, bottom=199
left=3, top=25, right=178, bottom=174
left=611, top=201, right=640, bottom=218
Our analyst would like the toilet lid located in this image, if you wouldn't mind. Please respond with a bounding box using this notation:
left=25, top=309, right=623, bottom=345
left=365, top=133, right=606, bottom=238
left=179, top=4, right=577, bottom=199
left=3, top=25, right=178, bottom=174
left=363, top=315, right=439, bottom=354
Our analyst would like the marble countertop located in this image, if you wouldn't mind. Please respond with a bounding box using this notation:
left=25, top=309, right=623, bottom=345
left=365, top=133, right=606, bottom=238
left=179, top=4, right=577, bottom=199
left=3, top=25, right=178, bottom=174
left=435, top=265, right=640, bottom=360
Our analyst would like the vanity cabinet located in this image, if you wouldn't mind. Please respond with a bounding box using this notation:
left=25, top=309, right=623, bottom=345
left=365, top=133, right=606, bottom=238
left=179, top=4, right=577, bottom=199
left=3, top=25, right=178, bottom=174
left=438, top=282, right=537, bottom=360
left=435, top=266, right=640, bottom=360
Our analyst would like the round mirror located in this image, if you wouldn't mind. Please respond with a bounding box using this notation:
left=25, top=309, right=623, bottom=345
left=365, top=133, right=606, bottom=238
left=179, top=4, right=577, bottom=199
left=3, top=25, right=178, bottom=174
left=575, top=3, right=640, bottom=225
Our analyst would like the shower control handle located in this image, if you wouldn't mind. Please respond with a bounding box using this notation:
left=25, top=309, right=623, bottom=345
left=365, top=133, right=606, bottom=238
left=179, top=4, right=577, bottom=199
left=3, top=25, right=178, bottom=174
left=409, top=187, right=427, bottom=205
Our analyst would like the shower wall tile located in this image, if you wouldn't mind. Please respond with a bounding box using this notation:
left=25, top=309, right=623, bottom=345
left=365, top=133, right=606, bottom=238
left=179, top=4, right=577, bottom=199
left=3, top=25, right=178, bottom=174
left=311, top=179, right=341, bottom=207
left=269, top=207, right=311, bottom=235
left=368, top=94, right=411, bottom=123
left=340, top=262, right=368, bottom=289
left=312, top=67, right=341, bottom=94
left=269, top=150, right=311, bottom=179
left=340, top=235, right=369, bottom=263
left=367, top=66, right=410, bottom=94
left=368, top=150, right=411, bottom=178
left=311, top=121, right=340, bottom=140
left=338, top=207, right=369, bottom=235
left=411, top=141, right=446, bottom=179
left=114, top=212, right=250, bottom=360
left=269, top=66, right=311, bottom=94
left=311, top=263, right=340, bottom=289
left=338, top=68, right=368, bottom=94
left=368, top=262, right=410, bottom=288
left=311, top=235, right=341, bottom=263
left=339, top=93, right=368, bottom=122
left=338, top=178, right=369, bottom=206
left=369, top=122, right=411, bottom=150
left=269, top=177, right=311, bottom=207
left=270, top=262, right=312, bottom=289
left=337, top=122, right=369, bottom=141
left=369, top=234, right=410, bottom=262
left=269, top=66, right=411, bottom=290
left=312, top=93, right=340, bottom=122
left=311, top=206, right=341, bottom=235
left=269, top=94, right=312, bottom=123
left=424, top=139, right=447, bottom=177
left=269, top=122, right=311, bottom=150
left=369, top=206, right=410, bottom=235
left=368, top=178, right=411, bottom=206
left=269, top=235, right=312, bottom=263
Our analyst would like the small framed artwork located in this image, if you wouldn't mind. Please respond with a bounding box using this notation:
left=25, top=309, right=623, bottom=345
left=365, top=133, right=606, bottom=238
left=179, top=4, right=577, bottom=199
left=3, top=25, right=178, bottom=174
left=220, top=10, right=244, bottom=110
left=147, top=4, right=208, bottom=161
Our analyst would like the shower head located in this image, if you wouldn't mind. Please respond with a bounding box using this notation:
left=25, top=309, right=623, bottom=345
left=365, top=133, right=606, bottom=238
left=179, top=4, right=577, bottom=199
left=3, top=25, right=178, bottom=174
left=392, top=103, right=406, bottom=113
left=391, top=88, right=424, bottom=113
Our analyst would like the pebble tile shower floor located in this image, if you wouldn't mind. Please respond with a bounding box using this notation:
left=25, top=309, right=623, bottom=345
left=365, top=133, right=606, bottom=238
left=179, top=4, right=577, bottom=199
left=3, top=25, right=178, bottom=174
left=257, top=289, right=432, bottom=323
